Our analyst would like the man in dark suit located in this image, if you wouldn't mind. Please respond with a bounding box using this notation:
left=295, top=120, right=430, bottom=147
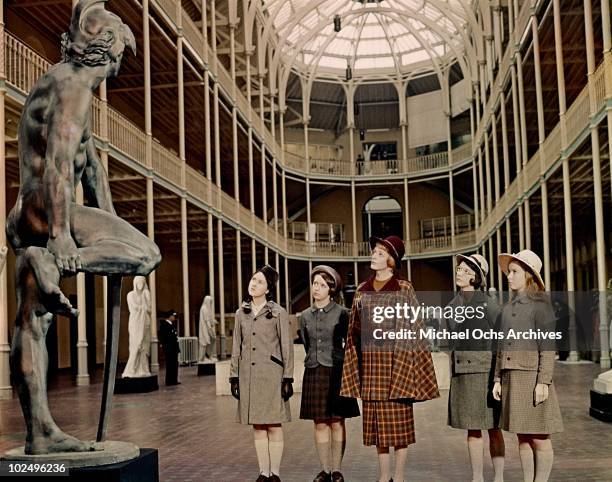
left=159, top=310, right=180, bottom=385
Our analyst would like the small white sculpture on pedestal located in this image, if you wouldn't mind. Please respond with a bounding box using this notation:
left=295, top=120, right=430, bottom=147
left=122, top=276, right=152, bottom=378
left=198, top=295, right=218, bottom=362
left=0, top=245, right=7, bottom=271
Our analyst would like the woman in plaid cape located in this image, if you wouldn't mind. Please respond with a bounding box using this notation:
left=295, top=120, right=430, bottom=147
left=340, top=235, right=439, bottom=482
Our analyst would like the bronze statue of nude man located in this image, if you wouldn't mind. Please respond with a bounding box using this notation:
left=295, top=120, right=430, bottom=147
left=6, top=0, right=161, bottom=454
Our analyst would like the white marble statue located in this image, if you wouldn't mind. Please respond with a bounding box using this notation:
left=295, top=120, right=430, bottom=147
left=122, top=276, right=152, bottom=378
left=198, top=295, right=218, bottom=362
left=0, top=246, right=7, bottom=271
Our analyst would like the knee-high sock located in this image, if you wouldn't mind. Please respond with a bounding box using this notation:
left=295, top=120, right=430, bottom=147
left=393, top=447, right=408, bottom=482
left=467, top=437, right=485, bottom=482
left=331, top=438, right=346, bottom=472
left=518, top=444, right=535, bottom=482
left=269, top=440, right=284, bottom=476
left=254, top=438, right=270, bottom=476
left=534, top=448, right=554, bottom=482
left=316, top=441, right=331, bottom=473
left=377, top=450, right=391, bottom=482
left=491, top=456, right=505, bottom=482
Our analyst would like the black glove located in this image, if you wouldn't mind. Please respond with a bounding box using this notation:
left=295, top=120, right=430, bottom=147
left=281, top=378, right=294, bottom=401
left=229, top=377, right=240, bottom=400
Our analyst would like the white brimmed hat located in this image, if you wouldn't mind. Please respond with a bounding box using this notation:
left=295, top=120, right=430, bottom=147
left=456, top=253, right=489, bottom=282
left=498, top=249, right=545, bottom=290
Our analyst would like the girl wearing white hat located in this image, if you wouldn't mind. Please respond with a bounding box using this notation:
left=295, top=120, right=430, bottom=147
left=447, top=253, right=505, bottom=482
left=493, top=250, right=563, bottom=482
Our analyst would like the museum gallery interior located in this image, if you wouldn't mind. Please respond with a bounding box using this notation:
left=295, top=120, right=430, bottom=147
left=0, top=0, right=611, bottom=481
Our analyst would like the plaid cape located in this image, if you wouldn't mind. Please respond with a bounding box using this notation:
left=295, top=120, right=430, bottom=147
left=340, top=275, right=440, bottom=402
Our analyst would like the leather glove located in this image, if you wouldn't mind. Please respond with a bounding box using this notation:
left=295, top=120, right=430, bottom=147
left=492, top=381, right=502, bottom=401
left=281, top=378, right=294, bottom=401
left=534, top=383, right=549, bottom=405
left=229, top=377, right=240, bottom=400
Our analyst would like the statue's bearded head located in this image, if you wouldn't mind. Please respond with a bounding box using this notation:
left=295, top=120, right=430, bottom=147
left=61, top=0, right=136, bottom=73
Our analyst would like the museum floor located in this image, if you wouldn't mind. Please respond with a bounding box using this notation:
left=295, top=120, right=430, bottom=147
left=1, top=362, right=611, bottom=482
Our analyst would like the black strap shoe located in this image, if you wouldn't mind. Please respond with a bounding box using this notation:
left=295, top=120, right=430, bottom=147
left=255, top=475, right=269, bottom=482
left=313, top=471, right=332, bottom=482
left=331, top=471, right=345, bottom=482
left=269, top=475, right=281, bottom=482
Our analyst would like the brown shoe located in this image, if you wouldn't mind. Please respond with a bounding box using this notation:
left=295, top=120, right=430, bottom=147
left=314, top=471, right=332, bottom=482
left=331, top=471, right=344, bottom=482
left=269, top=475, right=281, bottom=482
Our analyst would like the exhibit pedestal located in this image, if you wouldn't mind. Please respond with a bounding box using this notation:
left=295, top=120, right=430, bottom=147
left=115, top=374, right=158, bottom=394
left=1, top=441, right=157, bottom=481
left=590, top=369, right=612, bottom=422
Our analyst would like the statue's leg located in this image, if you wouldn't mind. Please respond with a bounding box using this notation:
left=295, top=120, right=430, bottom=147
left=11, top=256, right=94, bottom=454
left=21, top=247, right=76, bottom=316
left=70, top=205, right=160, bottom=276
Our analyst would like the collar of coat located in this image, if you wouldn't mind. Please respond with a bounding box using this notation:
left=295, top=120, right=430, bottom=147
left=358, top=274, right=401, bottom=292
left=310, top=300, right=336, bottom=313
left=242, top=300, right=277, bottom=317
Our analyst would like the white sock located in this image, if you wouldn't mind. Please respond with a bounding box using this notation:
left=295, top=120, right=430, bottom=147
left=519, top=444, right=535, bottom=482
left=316, top=441, right=331, bottom=473
left=331, top=438, right=346, bottom=472
left=467, top=437, right=484, bottom=482
left=491, top=455, right=505, bottom=482
left=254, top=438, right=270, bottom=476
left=534, top=448, right=554, bottom=482
left=269, top=440, right=284, bottom=476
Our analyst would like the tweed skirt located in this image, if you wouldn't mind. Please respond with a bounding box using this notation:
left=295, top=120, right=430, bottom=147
left=362, top=400, right=415, bottom=447
left=500, top=370, right=564, bottom=434
left=448, top=372, right=500, bottom=430
left=300, top=365, right=360, bottom=420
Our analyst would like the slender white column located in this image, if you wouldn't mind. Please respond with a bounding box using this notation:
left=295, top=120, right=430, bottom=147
left=584, top=0, right=610, bottom=367
left=177, top=26, right=190, bottom=336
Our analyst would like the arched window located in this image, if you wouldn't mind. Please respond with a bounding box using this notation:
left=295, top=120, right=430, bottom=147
left=362, top=195, right=403, bottom=240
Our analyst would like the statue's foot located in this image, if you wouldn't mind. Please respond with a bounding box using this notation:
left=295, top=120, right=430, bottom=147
left=24, top=247, right=77, bottom=317
left=26, top=430, right=97, bottom=455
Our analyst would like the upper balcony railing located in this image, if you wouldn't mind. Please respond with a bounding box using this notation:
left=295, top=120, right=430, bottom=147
left=283, top=142, right=473, bottom=179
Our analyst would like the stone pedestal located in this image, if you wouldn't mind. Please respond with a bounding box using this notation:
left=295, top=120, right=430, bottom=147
left=590, top=369, right=612, bottom=422
left=114, top=374, right=158, bottom=394
left=0, top=447, right=158, bottom=481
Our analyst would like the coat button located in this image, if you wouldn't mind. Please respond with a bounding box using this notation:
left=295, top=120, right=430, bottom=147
left=467, top=360, right=471, bottom=363
left=252, top=362, right=255, bottom=365
left=253, top=347, right=256, bottom=351
left=457, top=360, right=461, bottom=363
left=252, top=332, right=256, bottom=335
left=507, top=357, right=511, bottom=361
left=512, top=313, right=516, bottom=317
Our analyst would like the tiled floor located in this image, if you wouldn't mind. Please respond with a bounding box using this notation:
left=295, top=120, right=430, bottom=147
left=1, top=362, right=611, bottom=481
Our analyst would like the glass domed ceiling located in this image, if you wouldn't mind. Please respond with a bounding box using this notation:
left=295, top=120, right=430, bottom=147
left=261, top=0, right=469, bottom=79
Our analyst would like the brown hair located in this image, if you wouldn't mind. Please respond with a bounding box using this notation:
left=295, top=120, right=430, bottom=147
left=509, top=260, right=545, bottom=301
left=311, top=271, right=338, bottom=296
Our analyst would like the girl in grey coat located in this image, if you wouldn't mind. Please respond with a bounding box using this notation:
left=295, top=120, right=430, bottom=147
left=493, top=250, right=563, bottom=482
left=448, top=254, right=505, bottom=482
left=229, top=265, right=294, bottom=482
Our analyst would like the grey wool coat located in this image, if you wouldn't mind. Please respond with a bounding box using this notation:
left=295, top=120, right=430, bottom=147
left=447, top=291, right=500, bottom=374
left=230, top=300, right=294, bottom=425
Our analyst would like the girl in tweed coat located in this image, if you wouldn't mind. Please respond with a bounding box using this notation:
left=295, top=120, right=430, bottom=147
left=229, top=265, right=294, bottom=482
left=493, top=250, right=563, bottom=482
left=447, top=254, right=505, bottom=482
left=340, top=235, right=439, bottom=482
